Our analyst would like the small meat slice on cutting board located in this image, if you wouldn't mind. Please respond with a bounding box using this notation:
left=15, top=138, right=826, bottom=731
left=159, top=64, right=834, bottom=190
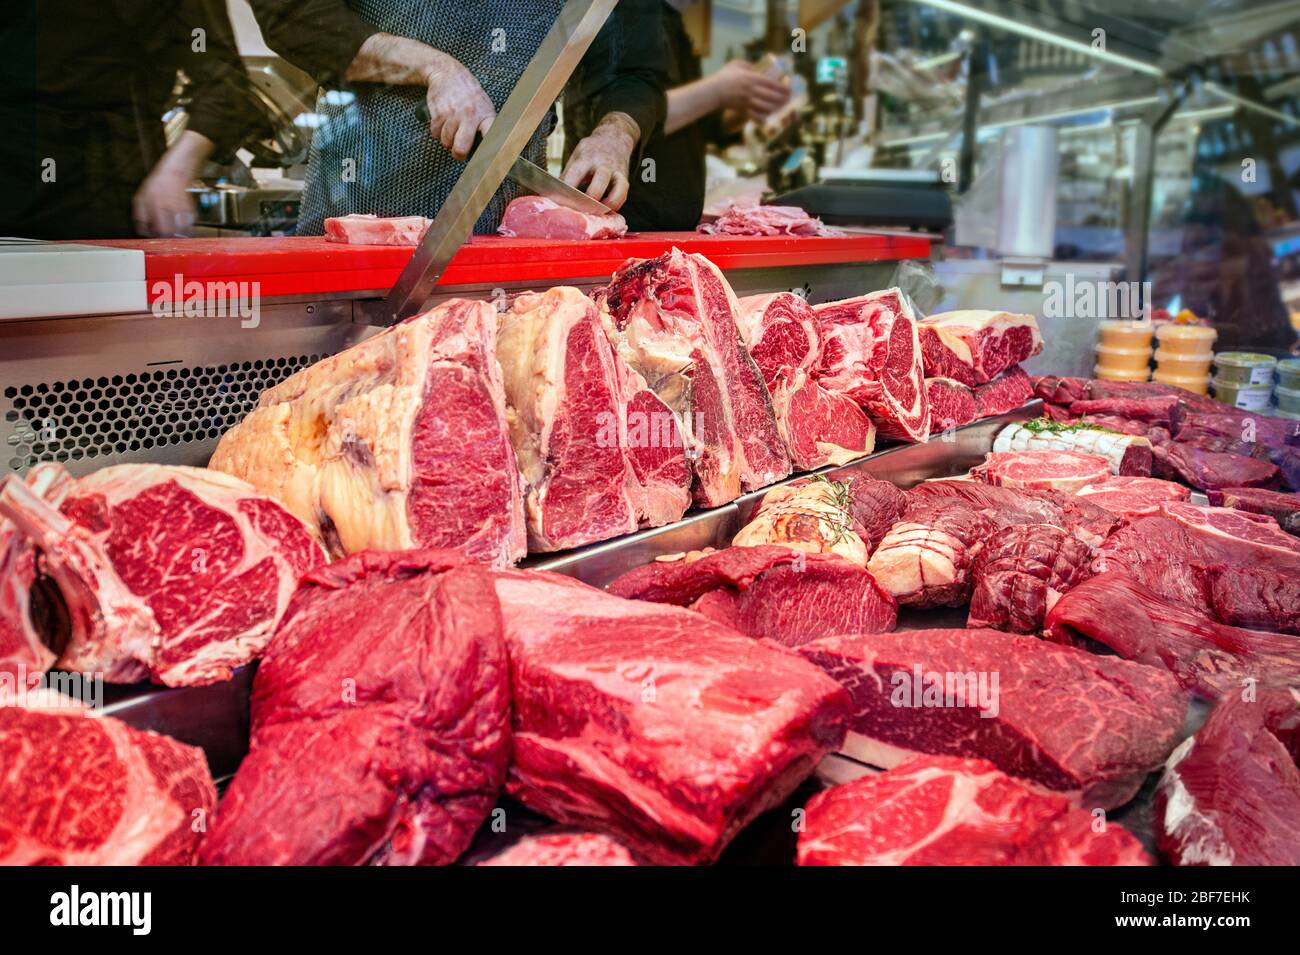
left=1044, top=572, right=1300, bottom=700
left=478, top=832, right=637, bottom=866
left=606, top=544, right=897, bottom=646
left=1156, top=688, right=1300, bottom=866
left=211, top=298, right=527, bottom=565
left=814, top=289, right=931, bottom=443
left=496, top=287, right=689, bottom=551
left=0, top=703, right=216, bottom=865
left=733, top=477, right=871, bottom=565
left=492, top=568, right=849, bottom=865
left=992, top=421, right=1152, bottom=476
left=201, top=550, right=511, bottom=866
left=0, top=465, right=324, bottom=687
left=917, top=310, right=1043, bottom=386
left=972, top=449, right=1112, bottom=493
left=967, top=524, right=1093, bottom=634
left=497, top=195, right=628, bottom=240
left=797, top=755, right=1150, bottom=866
left=1207, top=486, right=1300, bottom=534
left=598, top=249, right=790, bottom=506
left=796, top=628, right=1186, bottom=809
left=324, top=213, right=432, bottom=245
left=1075, top=475, right=1190, bottom=517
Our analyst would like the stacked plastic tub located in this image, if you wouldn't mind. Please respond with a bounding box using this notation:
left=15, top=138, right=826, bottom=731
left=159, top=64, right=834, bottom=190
left=1212, top=352, right=1277, bottom=411
left=1275, top=358, right=1300, bottom=419
left=1094, top=321, right=1153, bottom=382
left=1153, top=324, right=1216, bottom=394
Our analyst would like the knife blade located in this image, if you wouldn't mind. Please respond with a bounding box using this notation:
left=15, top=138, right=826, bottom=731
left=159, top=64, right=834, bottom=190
left=414, top=104, right=613, bottom=216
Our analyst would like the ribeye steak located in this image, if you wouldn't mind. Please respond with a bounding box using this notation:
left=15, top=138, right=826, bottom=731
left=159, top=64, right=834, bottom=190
left=972, top=449, right=1112, bottom=493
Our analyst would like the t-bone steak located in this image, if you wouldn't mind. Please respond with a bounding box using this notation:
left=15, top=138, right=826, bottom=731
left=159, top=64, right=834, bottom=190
left=735, top=292, right=875, bottom=469
left=491, top=568, right=848, bottom=865
left=972, top=450, right=1112, bottom=493
left=917, top=310, right=1043, bottom=386
left=496, top=286, right=689, bottom=551
left=0, top=702, right=216, bottom=865
left=0, top=465, right=324, bottom=687
left=200, top=550, right=511, bottom=865
left=210, top=298, right=526, bottom=564
left=966, top=523, right=1093, bottom=633
left=1044, top=572, right=1300, bottom=700
left=796, top=629, right=1186, bottom=808
left=813, top=289, right=931, bottom=443
left=797, top=755, right=1150, bottom=866
left=1156, top=688, right=1300, bottom=866
left=497, top=195, right=628, bottom=240
left=598, top=249, right=791, bottom=505
left=1075, top=475, right=1190, bottom=517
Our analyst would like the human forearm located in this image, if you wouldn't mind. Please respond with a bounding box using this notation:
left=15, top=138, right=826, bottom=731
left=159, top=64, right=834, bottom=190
left=664, top=77, right=723, bottom=136
left=343, top=32, right=448, bottom=86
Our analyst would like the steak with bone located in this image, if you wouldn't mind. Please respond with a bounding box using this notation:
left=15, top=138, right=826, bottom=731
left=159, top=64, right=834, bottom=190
left=598, top=249, right=790, bottom=505
left=0, top=701, right=216, bottom=865
left=916, top=309, right=1042, bottom=386
left=798, top=755, right=1150, bottom=866
left=495, top=286, right=690, bottom=551
left=492, top=568, right=849, bottom=864
left=796, top=629, right=1186, bottom=808
left=211, top=299, right=526, bottom=564
left=813, top=289, right=931, bottom=443
left=735, top=292, right=875, bottom=469
left=0, top=465, right=324, bottom=687
left=200, top=549, right=511, bottom=866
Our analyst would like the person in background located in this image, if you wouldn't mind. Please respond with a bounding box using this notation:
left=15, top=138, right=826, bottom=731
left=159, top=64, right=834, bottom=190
left=246, top=0, right=667, bottom=234
left=567, top=0, right=790, bottom=232
left=0, top=0, right=258, bottom=239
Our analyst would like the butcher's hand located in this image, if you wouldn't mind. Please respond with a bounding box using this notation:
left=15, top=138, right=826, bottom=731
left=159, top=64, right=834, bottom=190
left=423, top=51, right=495, bottom=160
left=133, top=130, right=211, bottom=237
left=562, top=114, right=638, bottom=210
left=711, top=59, right=790, bottom=121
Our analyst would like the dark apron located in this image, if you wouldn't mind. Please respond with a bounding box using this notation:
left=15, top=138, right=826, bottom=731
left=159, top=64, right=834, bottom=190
left=297, top=0, right=564, bottom=236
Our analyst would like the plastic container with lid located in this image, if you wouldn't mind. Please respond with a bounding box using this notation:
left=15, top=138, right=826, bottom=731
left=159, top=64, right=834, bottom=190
left=1097, top=320, right=1154, bottom=349
left=1275, top=358, right=1300, bottom=390
left=1214, top=352, right=1277, bottom=386
left=1212, top=376, right=1273, bottom=411
left=1094, top=344, right=1152, bottom=373
left=1155, top=323, right=1217, bottom=355
left=1153, top=347, right=1213, bottom=375
left=1152, top=368, right=1209, bottom=394
left=1094, top=362, right=1150, bottom=382
left=1276, top=383, right=1300, bottom=415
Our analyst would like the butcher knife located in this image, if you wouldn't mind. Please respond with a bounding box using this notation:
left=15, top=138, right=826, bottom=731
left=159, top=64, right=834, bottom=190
left=415, top=104, right=613, bottom=215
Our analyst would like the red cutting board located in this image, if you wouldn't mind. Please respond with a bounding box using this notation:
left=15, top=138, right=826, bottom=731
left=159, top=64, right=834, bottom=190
left=85, top=232, right=932, bottom=301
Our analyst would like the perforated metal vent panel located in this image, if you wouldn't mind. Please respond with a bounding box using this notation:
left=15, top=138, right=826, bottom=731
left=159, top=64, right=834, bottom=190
left=3, top=356, right=324, bottom=473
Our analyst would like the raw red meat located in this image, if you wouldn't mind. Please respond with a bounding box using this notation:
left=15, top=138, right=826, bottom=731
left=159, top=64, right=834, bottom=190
left=908, top=479, right=1119, bottom=546
left=798, top=755, right=1150, bottom=866
left=867, top=498, right=994, bottom=607
left=1152, top=440, right=1280, bottom=490
left=843, top=475, right=909, bottom=553
left=606, top=545, right=896, bottom=646
left=1207, top=486, right=1300, bottom=534
left=733, top=478, right=871, bottom=564
left=324, top=213, right=431, bottom=245
left=967, top=524, right=1093, bottom=633
left=736, top=292, right=875, bottom=469
left=699, top=201, right=835, bottom=236
left=200, top=550, right=510, bottom=866
left=917, top=310, right=1043, bottom=386
left=497, top=195, right=628, bottom=240
left=1076, top=475, right=1190, bottom=517
left=492, top=568, right=849, bottom=865
left=496, top=286, right=689, bottom=550
left=1156, top=688, right=1300, bottom=866
left=992, top=420, right=1153, bottom=476
left=972, top=449, right=1111, bottom=493
left=212, top=299, right=527, bottom=565
left=797, top=629, right=1186, bottom=808
left=814, top=289, right=931, bottom=443
left=0, top=703, right=216, bottom=865
left=1069, top=396, right=1181, bottom=429
left=925, top=377, right=977, bottom=431
left=1044, top=572, right=1300, bottom=699
left=599, top=249, right=790, bottom=506
left=0, top=465, right=324, bottom=687
left=478, top=832, right=637, bottom=866
left=1160, top=500, right=1300, bottom=558
left=973, top=366, right=1035, bottom=417
left=1032, top=375, right=1090, bottom=405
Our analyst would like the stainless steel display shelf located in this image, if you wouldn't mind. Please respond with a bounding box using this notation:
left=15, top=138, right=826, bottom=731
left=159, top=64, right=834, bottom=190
left=101, top=402, right=1041, bottom=778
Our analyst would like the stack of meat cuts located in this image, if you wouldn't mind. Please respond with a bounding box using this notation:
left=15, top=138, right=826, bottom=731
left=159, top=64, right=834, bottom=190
left=813, top=289, right=930, bottom=443
left=597, top=249, right=791, bottom=506
left=920, top=310, right=1041, bottom=430
left=699, top=201, right=836, bottom=237
left=0, top=464, right=324, bottom=687
left=735, top=292, right=875, bottom=469
left=496, top=286, right=690, bottom=551
left=927, top=367, right=1035, bottom=431
left=211, top=298, right=527, bottom=565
